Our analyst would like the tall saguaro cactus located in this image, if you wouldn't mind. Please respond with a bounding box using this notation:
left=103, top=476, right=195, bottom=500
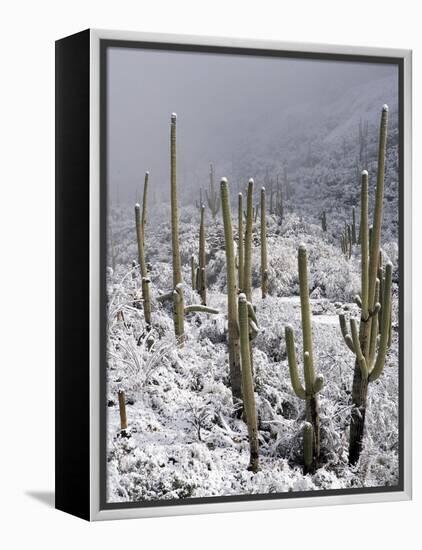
left=243, top=179, right=254, bottom=302
left=198, top=204, right=207, bottom=305
left=135, top=203, right=151, bottom=326
left=220, top=178, right=242, bottom=398
left=141, top=171, right=149, bottom=247
left=206, top=163, right=220, bottom=219
left=285, top=245, right=324, bottom=466
left=238, top=192, right=244, bottom=292
left=238, top=293, right=259, bottom=472
left=338, top=105, right=392, bottom=465
left=170, top=113, right=185, bottom=343
left=260, top=187, right=268, bottom=298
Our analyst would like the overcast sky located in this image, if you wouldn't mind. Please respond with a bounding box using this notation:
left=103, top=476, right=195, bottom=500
left=106, top=46, right=398, bottom=205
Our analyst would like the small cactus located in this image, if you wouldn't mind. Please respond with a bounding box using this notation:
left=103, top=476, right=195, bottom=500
left=352, top=206, right=357, bottom=244
left=321, top=211, right=327, bottom=232
left=238, top=293, right=259, bottom=472
left=206, top=163, right=220, bottom=219
left=285, top=244, right=324, bottom=466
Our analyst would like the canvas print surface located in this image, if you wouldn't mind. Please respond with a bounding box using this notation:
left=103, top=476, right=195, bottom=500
left=104, top=44, right=400, bottom=505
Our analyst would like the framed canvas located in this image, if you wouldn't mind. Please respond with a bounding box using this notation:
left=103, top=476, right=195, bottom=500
left=55, top=29, right=412, bottom=521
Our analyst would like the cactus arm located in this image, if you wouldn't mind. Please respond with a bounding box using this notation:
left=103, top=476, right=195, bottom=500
left=284, top=325, right=306, bottom=399
left=369, top=263, right=392, bottom=382
left=350, top=318, right=368, bottom=380
left=247, top=301, right=258, bottom=326
left=191, top=254, right=196, bottom=290
left=354, top=295, right=363, bottom=308
left=249, top=319, right=259, bottom=340
left=156, top=290, right=174, bottom=303
left=184, top=305, right=219, bottom=315
left=339, top=314, right=355, bottom=352
left=303, top=422, right=313, bottom=473
left=313, top=374, right=324, bottom=394
left=360, top=170, right=369, bottom=317
left=141, top=277, right=152, bottom=325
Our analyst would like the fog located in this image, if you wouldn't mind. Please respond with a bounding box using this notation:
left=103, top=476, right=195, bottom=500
left=106, top=46, right=398, bottom=205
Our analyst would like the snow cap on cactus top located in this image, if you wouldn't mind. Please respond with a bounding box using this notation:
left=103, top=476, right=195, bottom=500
left=261, top=186, right=266, bottom=192
left=361, top=169, right=369, bottom=177
left=238, top=292, right=247, bottom=303
left=221, top=177, right=228, bottom=184
left=248, top=178, right=254, bottom=184
left=145, top=170, right=149, bottom=175
left=382, top=104, right=389, bottom=112
left=135, top=203, right=141, bottom=209
left=171, top=112, right=177, bottom=121
left=299, top=242, right=307, bottom=251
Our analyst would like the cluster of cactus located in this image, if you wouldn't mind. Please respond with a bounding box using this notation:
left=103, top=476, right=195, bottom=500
left=338, top=105, right=392, bottom=464
left=206, top=163, right=220, bottom=219
left=221, top=178, right=260, bottom=467
left=285, top=245, right=324, bottom=473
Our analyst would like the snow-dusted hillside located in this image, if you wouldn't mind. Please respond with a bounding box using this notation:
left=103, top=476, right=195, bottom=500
left=106, top=199, right=399, bottom=502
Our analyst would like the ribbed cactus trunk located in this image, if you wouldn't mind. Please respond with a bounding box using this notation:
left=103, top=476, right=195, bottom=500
left=191, top=254, right=196, bottom=290
left=347, top=106, right=389, bottom=464
left=243, top=179, right=254, bottom=303
left=141, top=171, right=149, bottom=247
left=170, top=113, right=184, bottom=343
left=298, top=245, right=320, bottom=458
left=198, top=205, right=206, bottom=305
left=135, top=203, right=151, bottom=325
left=238, top=193, right=244, bottom=292
left=221, top=178, right=242, bottom=399
left=238, top=293, right=259, bottom=472
left=260, top=187, right=268, bottom=298
left=118, top=390, right=128, bottom=431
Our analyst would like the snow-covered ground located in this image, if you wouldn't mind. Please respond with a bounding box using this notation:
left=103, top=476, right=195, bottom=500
left=105, top=207, right=399, bottom=503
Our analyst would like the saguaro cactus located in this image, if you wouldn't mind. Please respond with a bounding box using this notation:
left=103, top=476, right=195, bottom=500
left=352, top=206, right=357, bottom=244
left=260, top=187, right=268, bottom=298
left=191, top=254, right=196, bottom=290
left=135, top=203, right=151, bottom=325
left=170, top=113, right=185, bottom=343
left=243, top=179, right=254, bottom=302
left=285, top=245, right=324, bottom=466
left=238, top=293, right=259, bottom=472
left=221, top=178, right=242, bottom=398
left=198, top=204, right=207, bottom=305
left=338, top=105, right=391, bottom=465
left=141, top=171, right=149, bottom=247
left=238, top=192, right=244, bottom=292
left=206, top=163, right=220, bottom=219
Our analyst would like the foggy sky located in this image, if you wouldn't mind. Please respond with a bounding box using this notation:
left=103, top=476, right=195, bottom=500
left=106, top=46, right=398, bottom=205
